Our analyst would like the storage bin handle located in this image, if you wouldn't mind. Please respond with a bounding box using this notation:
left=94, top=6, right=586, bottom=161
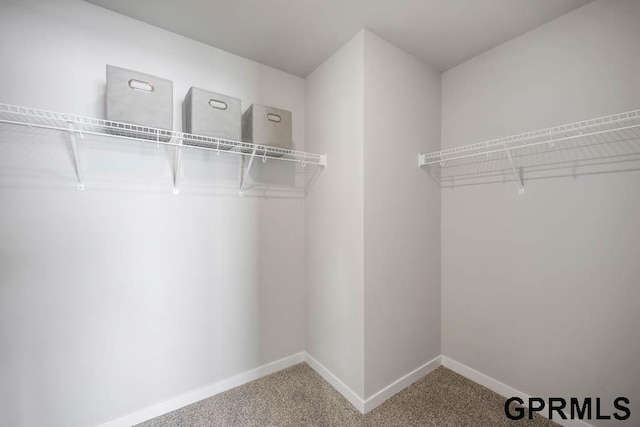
left=128, top=79, right=154, bottom=93
left=267, top=113, right=281, bottom=123
left=209, top=99, right=228, bottom=110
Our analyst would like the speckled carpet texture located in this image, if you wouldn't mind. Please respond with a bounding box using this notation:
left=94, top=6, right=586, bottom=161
left=137, top=363, right=560, bottom=427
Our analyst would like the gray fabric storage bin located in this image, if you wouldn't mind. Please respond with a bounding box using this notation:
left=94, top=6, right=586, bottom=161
left=242, top=104, right=292, bottom=156
left=183, top=87, right=241, bottom=150
left=106, top=65, right=173, bottom=142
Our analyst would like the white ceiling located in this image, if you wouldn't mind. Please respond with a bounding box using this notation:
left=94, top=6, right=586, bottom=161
left=84, top=0, right=593, bottom=77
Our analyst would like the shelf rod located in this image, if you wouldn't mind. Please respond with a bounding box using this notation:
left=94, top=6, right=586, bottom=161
left=66, top=122, right=84, bottom=190
left=173, top=138, right=183, bottom=195
left=239, top=146, right=257, bottom=196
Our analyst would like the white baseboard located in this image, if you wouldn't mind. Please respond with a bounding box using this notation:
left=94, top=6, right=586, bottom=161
left=97, top=352, right=305, bottom=427
left=364, top=355, right=442, bottom=412
left=304, top=352, right=443, bottom=414
left=442, top=356, right=592, bottom=427
left=303, top=352, right=366, bottom=413
left=98, top=352, right=588, bottom=427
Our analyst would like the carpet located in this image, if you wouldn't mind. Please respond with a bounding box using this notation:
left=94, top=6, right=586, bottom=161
left=137, top=363, right=561, bottom=426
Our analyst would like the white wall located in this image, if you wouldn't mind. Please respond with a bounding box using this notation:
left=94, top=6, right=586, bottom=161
left=305, top=30, right=441, bottom=403
left=305, top=31, right=366, bottom=398
left=362, top=32, right=441, bottom=398
left=0, top=1, right=306, bottom=426
left=441, top=1, right=640, bottom=425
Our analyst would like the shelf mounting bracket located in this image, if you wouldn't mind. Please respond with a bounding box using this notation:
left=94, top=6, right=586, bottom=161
left=173, top=138, right=183, bottom=195
left=239, top=146, right=257, bottom=197
left=67, top=122, right=84, bottom=190
left=503, top=143, right=524, bottom=195
left=303, top=154, right=327, bottom=195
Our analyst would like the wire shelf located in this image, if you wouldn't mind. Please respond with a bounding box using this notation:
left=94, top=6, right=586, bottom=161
left=0, top=103, right=326, bottom=195
left=418, top=108, right=640, bottom=192
left=0, top=103, right=326, bottom=166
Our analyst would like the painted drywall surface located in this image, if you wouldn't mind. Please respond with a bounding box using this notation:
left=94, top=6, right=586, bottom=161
left=0, top=1, right=305, bottom=426
left=362, top=31, right=441, bottom=398
left=305, top=31, right=365, bottom=398
left=441, top=1, right=640, bottom=425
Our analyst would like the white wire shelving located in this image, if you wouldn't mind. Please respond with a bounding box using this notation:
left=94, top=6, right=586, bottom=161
left=419, top=108, right=640, bottom=194
left=0, top=103, right=327, bottom=195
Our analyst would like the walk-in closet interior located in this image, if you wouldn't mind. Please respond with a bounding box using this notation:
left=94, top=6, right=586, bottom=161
left=0, top=1, right=638, bottom=426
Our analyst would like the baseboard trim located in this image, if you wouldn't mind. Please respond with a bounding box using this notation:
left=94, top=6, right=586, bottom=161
left=364, top=355, right=442, bottom=412
left=442, top=356, right=592, bottom=427
left=304, top=352, right=443, bottom=414
left=303, top=352, right=366, bottom=413
left=97, top=352, right=305, bottom=427
left=97, top=353, right=588, bottom=427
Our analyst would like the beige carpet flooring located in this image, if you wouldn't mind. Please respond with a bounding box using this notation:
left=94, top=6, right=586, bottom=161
left=137, top=363, right=561, bottom=427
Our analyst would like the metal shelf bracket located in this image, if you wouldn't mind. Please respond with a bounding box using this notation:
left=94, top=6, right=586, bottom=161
left=173, top=138, right=183, bottom=195
left=503, top=143, right=524, bottom=195
left=66, top=122, right=84, bottom=190
left=239, top=146, right=257, bottom=197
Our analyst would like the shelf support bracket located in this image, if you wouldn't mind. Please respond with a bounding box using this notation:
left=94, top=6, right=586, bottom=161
left=503, top=143, right=524, bottom=194
left=239, top=146, right=257, bottom=197
left=303, top=154, right=327, bottom=195
left=67, top=122, right=84, bottom=190
left=173, top=138, right=183, bottom=195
